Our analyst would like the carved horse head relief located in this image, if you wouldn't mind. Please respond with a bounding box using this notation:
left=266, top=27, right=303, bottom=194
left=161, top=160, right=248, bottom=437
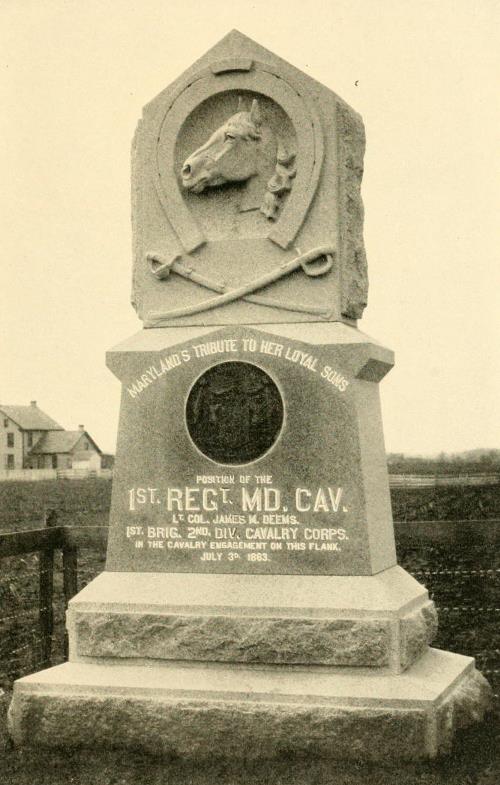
left=181, top=98, right=263, bottom=193
left=181, top=97, right=296, bottom=219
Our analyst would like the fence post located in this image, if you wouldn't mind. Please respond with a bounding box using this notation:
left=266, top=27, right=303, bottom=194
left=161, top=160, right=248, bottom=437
left=62, top=531, right=78, bottom=660
left=39, top=509, right=57, bottom=668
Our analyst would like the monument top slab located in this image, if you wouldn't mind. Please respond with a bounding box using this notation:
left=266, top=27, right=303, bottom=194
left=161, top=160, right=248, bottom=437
left=131, top=31, right=368, bottom=328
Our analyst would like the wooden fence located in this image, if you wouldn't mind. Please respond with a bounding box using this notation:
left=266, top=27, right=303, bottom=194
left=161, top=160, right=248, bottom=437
left=0, top=470, right=496, bottom=486
left=0, top=513, right=106, bottom=667
left=0, top=515, right=499, bottom=669
left=389, top=473, right=500, bottom=488
left=0, top=468, right=113, bottom=483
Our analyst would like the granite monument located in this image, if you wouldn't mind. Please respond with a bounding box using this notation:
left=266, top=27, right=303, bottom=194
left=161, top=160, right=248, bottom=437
left=8, top=31, right=491, bottom=761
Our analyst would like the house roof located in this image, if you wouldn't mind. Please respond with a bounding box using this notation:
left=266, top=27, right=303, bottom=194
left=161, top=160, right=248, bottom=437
left=30, top=431, right=102, bottom=455
left=0, top=405, right=63, bottom=431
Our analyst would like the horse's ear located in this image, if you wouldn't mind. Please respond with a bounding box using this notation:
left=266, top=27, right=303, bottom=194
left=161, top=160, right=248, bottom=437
left=237, top=96, right=246, bottom=112
left=249, top=99, right=262, bottom=126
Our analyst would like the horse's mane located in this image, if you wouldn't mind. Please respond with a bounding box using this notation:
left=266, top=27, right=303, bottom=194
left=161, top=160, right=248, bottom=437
left=233, top=98, right=296, bottom=220
left=261, top=141, right=296, bottom=220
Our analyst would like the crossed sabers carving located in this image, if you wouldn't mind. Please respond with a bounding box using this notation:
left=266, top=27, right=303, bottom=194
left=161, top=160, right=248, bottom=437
left=146, top=246, right=335, bottom=322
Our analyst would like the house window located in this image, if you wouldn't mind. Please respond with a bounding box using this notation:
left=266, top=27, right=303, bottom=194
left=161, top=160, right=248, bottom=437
left=3, top=419, right=8, bottom=428
left=27, top=432, right=33, bottom=448
left=52, top=455, right=58, bottom=469
left=84, top=441, right=89, bottom=450
left=7, top=432, right=14, bottom=448
left=6, top=454, right=14, bottom=469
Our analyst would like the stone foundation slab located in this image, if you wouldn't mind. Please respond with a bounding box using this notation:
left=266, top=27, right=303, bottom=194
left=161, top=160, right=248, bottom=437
left=8, top=649, right=491, bottom=761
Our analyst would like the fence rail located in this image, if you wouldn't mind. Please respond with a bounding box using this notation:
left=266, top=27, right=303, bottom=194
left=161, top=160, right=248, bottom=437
left=0, top=468, right=113, bottom=483
left=0, top=470, right=497, bottom=486
left=389, top=473, right=500, bottom=488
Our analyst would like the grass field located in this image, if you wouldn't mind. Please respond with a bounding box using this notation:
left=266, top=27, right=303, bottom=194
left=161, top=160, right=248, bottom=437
left=1, top=477, right=499, bottom=534
left=0, top=477, right=112, bottom=532
left=0, top=478, right=499, bottom=784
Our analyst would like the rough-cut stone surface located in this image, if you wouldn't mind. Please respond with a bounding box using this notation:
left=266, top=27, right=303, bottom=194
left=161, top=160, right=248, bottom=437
left=9, top=650, right=490, bottom=761
left=337, top=100, right=368, bottom=320
left=399, top=600, right=438, bottom=670
left=435, top=669, right=493, bottom=755
left=74, top=611, right=391, bottom=667
left=8, top=692, right=428, bottom=761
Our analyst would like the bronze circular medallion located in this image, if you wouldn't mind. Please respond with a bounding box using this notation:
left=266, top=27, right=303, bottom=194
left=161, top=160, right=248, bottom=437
left=186, top=361, right=284, bottom=464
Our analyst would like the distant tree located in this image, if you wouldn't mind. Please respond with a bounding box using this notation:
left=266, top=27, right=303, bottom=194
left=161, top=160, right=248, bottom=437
left=386, top=448, right=500, bottom=475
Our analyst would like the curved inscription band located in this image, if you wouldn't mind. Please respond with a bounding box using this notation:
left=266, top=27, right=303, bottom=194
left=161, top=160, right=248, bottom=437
left=152, top=58, right=324, bottom=256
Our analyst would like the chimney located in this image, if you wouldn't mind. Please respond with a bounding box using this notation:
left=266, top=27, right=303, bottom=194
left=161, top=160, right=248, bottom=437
left=78, top=424, right=84, bottom=431
left=30, top=400, right=37, bottom=407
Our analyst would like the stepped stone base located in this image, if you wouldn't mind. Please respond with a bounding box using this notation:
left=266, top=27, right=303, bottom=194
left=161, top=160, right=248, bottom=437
left=67, top=567, right=437, bottom=672
left=8, top=649, right=491, bottom=761
left=8, top=567, right=492, bottom=759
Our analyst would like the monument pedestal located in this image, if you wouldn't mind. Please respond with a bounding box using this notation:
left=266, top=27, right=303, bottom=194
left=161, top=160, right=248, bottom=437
left=8, top=322, right=492, bottom=759
left=9, top=568, right=490, bottom=760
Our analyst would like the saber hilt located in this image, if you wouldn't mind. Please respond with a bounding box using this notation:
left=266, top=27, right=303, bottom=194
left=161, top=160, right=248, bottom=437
left=147, top=253, right=226, bottom=293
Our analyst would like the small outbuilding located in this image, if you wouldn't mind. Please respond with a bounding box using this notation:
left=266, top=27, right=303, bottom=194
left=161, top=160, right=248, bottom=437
left=26, top=425, right=102, bottom=471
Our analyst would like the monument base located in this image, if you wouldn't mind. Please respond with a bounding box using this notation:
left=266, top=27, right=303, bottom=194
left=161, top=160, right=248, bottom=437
left=65, top=567, right=437, bottom=671
left=8, top=650, right=490, bottom=761
left=8, top=567, right=492, bottom=760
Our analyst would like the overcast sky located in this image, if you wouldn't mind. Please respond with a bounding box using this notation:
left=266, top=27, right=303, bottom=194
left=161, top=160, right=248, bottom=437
left=1, top=0, right=498, bottom=455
